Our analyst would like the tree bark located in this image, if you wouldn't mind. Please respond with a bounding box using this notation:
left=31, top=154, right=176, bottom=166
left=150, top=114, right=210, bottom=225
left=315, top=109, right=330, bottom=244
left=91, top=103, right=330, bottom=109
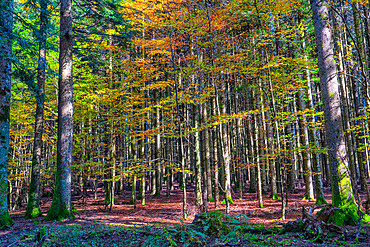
left=194, top=104, right=203, bottom=206
left=0, top=0, right=14, bottom=228
left=25, top=0, right=47, bottom=219
left=311, top=0, right=355, bottom=207
left=45, top=0, right=74, bottom=221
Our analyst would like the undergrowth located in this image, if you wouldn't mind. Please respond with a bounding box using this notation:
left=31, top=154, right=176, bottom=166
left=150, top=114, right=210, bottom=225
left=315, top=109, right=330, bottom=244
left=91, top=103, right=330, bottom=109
left=2, top=210, right=369, bottom=246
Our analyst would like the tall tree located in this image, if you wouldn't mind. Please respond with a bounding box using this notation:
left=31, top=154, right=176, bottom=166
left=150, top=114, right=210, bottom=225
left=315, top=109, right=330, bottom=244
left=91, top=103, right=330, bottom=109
left=25, top=0, right=48, bottom=219
left=45, top=0, right=74, bottom=221
left=311, top=0, right=354, bottom=207
left=0, top=0, right=14, bottom=229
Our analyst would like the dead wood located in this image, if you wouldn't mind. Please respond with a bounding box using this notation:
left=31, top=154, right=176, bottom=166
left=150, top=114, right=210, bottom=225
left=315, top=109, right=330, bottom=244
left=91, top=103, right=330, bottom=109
left=282, top=204, right=360, bottom=242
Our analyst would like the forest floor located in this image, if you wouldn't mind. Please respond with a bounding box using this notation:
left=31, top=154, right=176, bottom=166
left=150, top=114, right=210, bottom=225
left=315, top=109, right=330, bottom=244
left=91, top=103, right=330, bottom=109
left=2, top=183, right=370, bottom=246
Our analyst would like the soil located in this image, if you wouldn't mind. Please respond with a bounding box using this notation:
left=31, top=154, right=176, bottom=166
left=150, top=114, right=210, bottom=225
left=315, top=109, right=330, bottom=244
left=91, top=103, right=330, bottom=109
left=1, top=183, right=370, bottom=246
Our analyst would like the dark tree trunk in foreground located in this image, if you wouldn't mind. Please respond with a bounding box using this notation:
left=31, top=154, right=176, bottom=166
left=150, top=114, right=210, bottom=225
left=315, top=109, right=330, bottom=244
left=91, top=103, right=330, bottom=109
left=25, top=0, right=47, bottom=219
left=45, top=0, right=74, bottom=221
left=0, top=0, right=14, bottom=229
left=311, top=0, right=355, bottom=207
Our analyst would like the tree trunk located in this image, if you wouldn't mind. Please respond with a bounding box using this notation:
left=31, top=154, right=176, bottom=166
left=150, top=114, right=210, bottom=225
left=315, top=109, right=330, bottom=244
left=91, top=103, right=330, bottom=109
left=212, top=98, right=220, bottom=208
left=305, top=65, right=326, bottom=204
left=25, top=0, right=47, bottom=219
left=155, top=102, right=161, bottom=197
left=311, top=0, right=355, bottom=207
left=203, top=103, right=212, bottom=201
left=45, top=0, right=74, bottom=221
left=297, top=92, right=315, bottom=200
left=0, top=0, right=14, bottom=229
left=194, top=104, right=203, bottom=206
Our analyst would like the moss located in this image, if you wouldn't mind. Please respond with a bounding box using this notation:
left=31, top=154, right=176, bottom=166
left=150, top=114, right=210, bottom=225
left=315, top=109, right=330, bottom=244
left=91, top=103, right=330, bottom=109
left=259, top=202, right=263, bottom=208
left=71, top=204, right=77, bottom=214
left=302, top=195, right=315, bottom=200
left=328, top=204, right=361, bottom=226
left=221, top=196, right=234, bottom=204
left=24, top=206, right=42, bottom=219
left=328, top=211, right=347, bottom=226
left=270, top=193, right=280, bottom=200
left=0, top=211, right=13, bottom=230
left=137, top=194, right=142, bottom=200
left=335, top=160, right=355, bottom=207
left=44, top=200, right=73, bottom=222
left=104, top=195, right=117, bottom=204
left=314, top=198, right=327, bottom=205
left=208, top=197, right=215, bottom=202
left=362, top=214, right=370, bottom=223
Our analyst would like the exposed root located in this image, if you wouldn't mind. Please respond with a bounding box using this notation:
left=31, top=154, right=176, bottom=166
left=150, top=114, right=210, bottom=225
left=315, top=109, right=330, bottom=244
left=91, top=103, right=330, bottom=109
left=282, top=204, right=368, bottom=242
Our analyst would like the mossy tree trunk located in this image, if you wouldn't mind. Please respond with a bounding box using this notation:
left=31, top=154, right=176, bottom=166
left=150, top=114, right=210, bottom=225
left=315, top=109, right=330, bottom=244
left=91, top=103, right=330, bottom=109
left=25, top=0, right=48, bottom=220
left=0, top=0, right=14, bottom=229
left=45, top=0, right=74, bottom=221
left=311, top=0, right=355, bottom=207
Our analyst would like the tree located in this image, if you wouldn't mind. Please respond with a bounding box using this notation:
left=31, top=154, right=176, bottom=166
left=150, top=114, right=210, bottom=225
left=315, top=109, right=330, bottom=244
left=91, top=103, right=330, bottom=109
left=0, top=0, right=14, bottom=229
left=45, top=0, right=74, bottom=221
left=311, top=0, right=355, bottom=208
left=25, top=0, right=48, bottom=219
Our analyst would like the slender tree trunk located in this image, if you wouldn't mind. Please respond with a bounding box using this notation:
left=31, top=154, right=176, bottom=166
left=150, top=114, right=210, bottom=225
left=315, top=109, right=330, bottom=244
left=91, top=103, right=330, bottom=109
left=130, top=140, right=137, bottom=206
left=297, top=92, right=315, bottom=200
left=254, top=113, right=263, bottom=208
left=305, top=66, right=326, bottom=204
left=130, top=173, right=137, bottom=207
left=246, top=115, right=256, bottom=193
left=155, top=101, right=161, bottom=197
left=221, top=83, right=233, bottom=207
left=25, top=0, right=47, bottom=219
left=194, top=104, right=203, bottom=206
left=139, top=129, right=146, bottom=205
left=212, top=98, right=220, bottom=208
left=203, top=103, right=212, bottom=201
left=45, top=0, right=74, bottom=221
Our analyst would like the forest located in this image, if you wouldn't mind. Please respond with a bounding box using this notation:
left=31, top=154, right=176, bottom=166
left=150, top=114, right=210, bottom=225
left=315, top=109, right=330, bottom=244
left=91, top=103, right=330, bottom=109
left=1, top=0, right=370, bottom=245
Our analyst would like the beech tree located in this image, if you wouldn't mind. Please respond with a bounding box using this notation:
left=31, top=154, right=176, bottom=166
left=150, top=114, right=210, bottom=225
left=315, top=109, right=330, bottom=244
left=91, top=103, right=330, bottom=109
left=311, top=0, right=355, bottom=208
left=45, top=0, right=74, bottom=221
left=0, top=0, right=14, bottom=229
left=25, top=0, right=48, bottom=219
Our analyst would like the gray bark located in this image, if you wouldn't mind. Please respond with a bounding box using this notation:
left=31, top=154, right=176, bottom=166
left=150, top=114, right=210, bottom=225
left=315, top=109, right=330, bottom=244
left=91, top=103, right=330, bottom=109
left=25, top=0, right=47, bottom=219
left=45, top=0, right=74, bottom=220
left=0, top=0, right=14, bottom=228
left=311, top=0, right=354, bottom=207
